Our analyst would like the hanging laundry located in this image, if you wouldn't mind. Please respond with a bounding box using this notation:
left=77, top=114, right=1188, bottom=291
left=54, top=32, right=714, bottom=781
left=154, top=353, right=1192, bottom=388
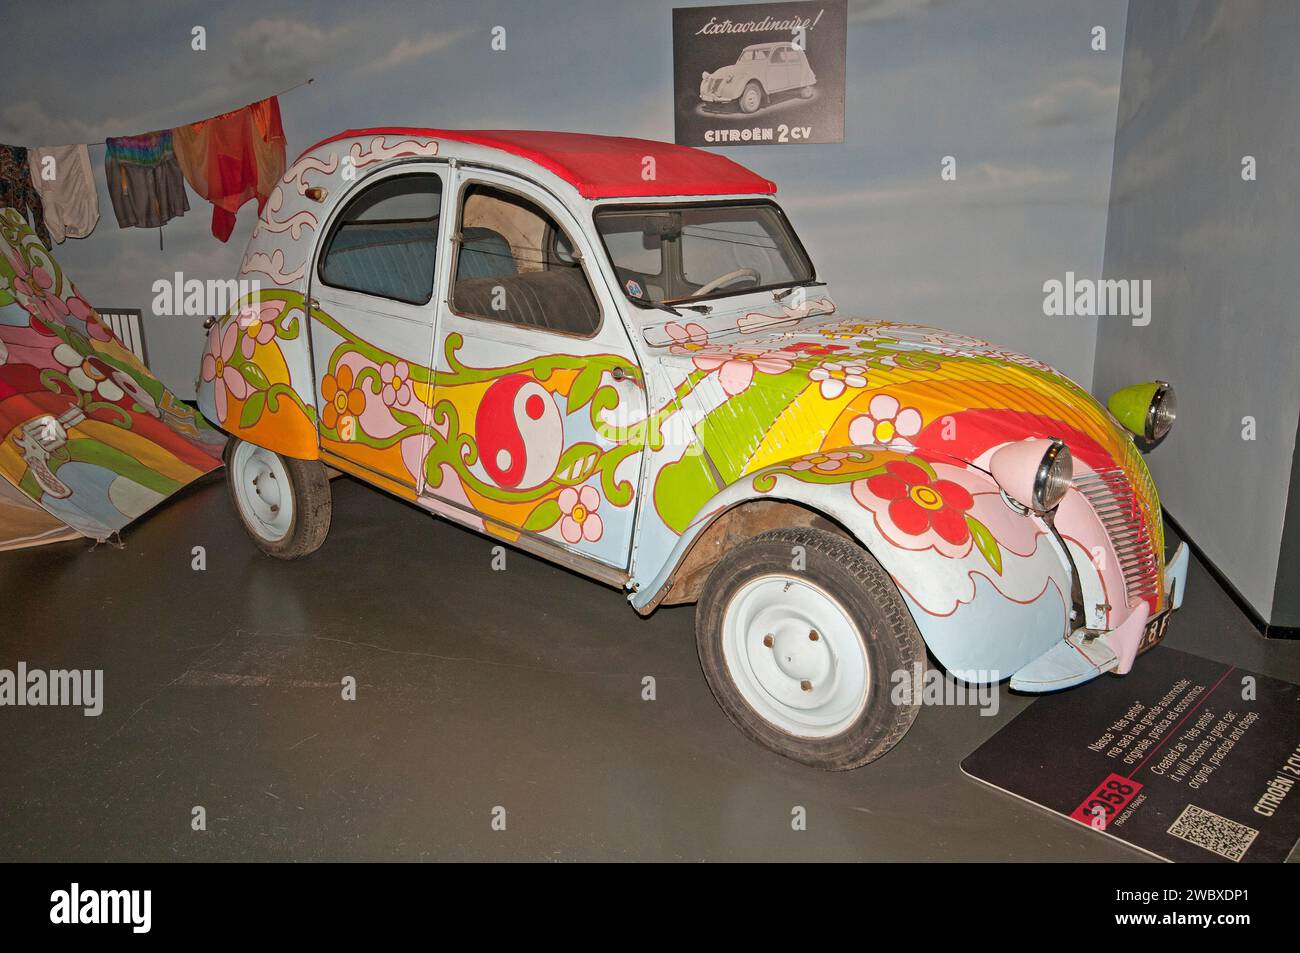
left=27, top=144, right=99, bottom=244
left=104, top=130, right=190, bottom=230
left=0, top=144, right=52, bottom=247
left=173, top=96, right=286, bottom=243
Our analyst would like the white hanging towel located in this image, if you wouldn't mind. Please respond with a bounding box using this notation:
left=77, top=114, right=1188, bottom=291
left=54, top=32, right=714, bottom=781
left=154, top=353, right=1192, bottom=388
left=27, top=144, right=99, bottom=243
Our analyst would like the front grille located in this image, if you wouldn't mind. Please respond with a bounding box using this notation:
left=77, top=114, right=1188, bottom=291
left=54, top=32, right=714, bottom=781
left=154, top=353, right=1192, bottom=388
left=1073, top=466, right=1162, bottom=607
left=709, top=78, right=725, bottom=94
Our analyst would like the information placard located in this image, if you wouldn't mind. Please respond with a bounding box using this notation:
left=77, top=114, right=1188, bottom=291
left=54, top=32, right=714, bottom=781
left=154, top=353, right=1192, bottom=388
left=963, top=647, right=1300, bottom=862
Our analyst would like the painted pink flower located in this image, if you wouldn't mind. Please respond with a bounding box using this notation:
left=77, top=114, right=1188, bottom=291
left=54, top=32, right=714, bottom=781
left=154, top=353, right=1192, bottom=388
left=852, top=459, right=982, bottom=559
left=664, top=321, right=791, bottom=396
left=69, top=296, right=115, bottom=342
left=237, top=300, right=284, bottom=358
left=696, top=349, right=793, bottom=397
left=849, top=394, right=923, bottom=449
left=12, top=264, right=67, bottom=323
left=558, top=485, right=603, bottom=544
left=380, top=360, right=412, bottom=406
left=664, top=321, right=711, bottom=355
left=791, top=450, right=854, bottom=473
left=201, top=323, right=248, bottom=421
left=808, top=360, right=867, bottom=399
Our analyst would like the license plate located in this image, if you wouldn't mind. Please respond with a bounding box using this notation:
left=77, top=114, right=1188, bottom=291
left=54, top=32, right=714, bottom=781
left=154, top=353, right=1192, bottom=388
left=1137, top=611, right=1171, bottom=655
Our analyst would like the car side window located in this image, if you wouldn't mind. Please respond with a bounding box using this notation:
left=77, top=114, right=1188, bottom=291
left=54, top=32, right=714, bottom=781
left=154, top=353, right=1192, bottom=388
left=451, top=184, right=601, bottom=337
left=319, top=173, right=442, bottom=305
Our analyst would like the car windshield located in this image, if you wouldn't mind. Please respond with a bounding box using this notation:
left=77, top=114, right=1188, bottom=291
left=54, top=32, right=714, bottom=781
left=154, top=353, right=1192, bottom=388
left=594, top=202, right=815, bottom=306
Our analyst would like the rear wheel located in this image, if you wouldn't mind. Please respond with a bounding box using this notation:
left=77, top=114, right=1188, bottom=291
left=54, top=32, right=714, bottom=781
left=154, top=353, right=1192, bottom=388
left=225, top=438, right=331, bottom=559
left=695, top=527, right=924, bottom=770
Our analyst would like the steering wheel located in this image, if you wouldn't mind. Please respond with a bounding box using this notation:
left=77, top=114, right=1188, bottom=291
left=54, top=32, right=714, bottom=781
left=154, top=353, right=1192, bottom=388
left=691, top=267, right=761, bottom=297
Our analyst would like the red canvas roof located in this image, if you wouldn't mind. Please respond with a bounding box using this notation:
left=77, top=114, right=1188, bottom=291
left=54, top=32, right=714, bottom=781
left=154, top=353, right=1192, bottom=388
left=298, top=128, right=777, bottom=199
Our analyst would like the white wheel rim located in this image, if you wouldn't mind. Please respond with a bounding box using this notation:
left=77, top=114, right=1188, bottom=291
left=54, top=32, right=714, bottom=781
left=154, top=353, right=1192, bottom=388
left=742, top=88, right=761, bottom=111
left=231, top=442, right=294, bottom=542
left=720, top=574, right=869, bottom=739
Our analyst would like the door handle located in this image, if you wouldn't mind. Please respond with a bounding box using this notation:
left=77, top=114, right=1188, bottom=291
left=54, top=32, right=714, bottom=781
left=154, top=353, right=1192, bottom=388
left=610, top=365, right=642, bottom=388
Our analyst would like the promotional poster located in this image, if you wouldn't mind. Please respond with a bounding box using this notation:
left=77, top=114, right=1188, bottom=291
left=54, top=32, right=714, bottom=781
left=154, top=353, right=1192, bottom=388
left=673, top=0, right=846, bottom=146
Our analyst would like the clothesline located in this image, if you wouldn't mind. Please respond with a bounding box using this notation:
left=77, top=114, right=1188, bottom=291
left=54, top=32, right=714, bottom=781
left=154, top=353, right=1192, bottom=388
left=31, top=77, right=315, bottom=150
left=2, top=77, right=309, bottom=248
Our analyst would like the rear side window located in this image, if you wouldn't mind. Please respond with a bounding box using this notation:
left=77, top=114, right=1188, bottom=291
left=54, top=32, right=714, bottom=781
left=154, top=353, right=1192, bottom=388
left=451, top=185, right=600, bottom=337
left=319, top=173, right=442, bottom=305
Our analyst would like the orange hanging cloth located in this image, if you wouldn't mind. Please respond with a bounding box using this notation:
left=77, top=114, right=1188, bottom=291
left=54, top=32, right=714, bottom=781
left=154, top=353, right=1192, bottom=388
left=173, top=96, right=286, bottom=242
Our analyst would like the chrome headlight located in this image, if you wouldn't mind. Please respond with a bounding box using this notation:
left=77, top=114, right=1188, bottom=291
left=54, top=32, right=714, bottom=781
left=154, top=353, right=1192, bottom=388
left=990, top=437, right=1073, bottom=514
left=1145, top=381, right=1176, bottom=441
left=1033, top=439, right=1073, bottom=512
left=1107, top=380, right=1176, bottom=443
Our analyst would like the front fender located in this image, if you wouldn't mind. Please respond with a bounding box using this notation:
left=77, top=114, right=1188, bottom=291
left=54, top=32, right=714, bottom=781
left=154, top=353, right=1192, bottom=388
left=632, top=445, right=1074, bottom=682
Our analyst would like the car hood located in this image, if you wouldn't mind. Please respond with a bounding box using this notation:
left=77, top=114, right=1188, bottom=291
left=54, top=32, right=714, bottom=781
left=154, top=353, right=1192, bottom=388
left=704, top=65, right=742, bottom=81
left=640, top=292, right=1155, bottom=498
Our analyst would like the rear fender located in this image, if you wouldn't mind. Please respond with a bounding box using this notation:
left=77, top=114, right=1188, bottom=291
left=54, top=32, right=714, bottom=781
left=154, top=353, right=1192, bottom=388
left=196, top=289, right=319, bottom=460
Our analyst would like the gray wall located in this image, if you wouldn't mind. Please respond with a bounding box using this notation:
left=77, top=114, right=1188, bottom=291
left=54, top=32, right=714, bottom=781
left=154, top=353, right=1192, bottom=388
left=1095, top=0, right=1300, bottom=622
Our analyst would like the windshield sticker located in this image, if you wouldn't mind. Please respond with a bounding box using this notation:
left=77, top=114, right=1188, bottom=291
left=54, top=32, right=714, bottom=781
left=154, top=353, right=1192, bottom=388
left=625, top=278, right=645, bottom=298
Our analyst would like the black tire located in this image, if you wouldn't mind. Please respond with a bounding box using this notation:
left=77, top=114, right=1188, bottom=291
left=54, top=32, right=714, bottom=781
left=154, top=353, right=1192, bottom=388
left=695, top=527, right=924, bottom=770
left=739, top=81, right=764, bottom=114
left=223, top=438, right=331, bottom=559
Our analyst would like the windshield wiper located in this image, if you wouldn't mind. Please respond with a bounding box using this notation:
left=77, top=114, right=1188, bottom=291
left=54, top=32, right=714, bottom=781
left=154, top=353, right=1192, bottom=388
left=630, top=297, right=683, bottom=317
left=773, top=279, right=827, bottom=302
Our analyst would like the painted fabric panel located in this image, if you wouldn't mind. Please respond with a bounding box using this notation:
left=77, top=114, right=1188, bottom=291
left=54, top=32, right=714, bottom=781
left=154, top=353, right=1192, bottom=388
left=0, top=208, right=225, bottom=541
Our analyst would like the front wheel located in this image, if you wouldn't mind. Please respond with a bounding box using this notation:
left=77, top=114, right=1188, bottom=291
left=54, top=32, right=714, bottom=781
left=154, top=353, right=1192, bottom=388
left=739, top=81, right=764, bottom=114
left=695, top=527, right=924, bottom=770
left=225, top=438, right=331, bottom=559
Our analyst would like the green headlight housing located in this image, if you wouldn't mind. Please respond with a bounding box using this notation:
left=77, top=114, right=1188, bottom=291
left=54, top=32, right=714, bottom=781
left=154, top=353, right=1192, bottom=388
left=1108, top=381, right=1176, bottom=442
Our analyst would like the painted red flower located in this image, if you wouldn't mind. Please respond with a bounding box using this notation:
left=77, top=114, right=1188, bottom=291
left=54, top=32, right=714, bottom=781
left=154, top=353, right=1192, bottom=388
left=863, top=460, right=974, bottom=547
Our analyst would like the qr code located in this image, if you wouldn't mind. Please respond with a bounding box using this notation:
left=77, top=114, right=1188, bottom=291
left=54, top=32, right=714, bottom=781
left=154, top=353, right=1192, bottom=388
left=1166, top=804, right=1259, bottom=862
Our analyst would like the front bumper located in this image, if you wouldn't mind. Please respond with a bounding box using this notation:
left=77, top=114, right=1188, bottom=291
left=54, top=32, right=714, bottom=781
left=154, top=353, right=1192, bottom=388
left=1009, top=541, right=1190, bottom=692
left=699, top=85, right=738, bottom=104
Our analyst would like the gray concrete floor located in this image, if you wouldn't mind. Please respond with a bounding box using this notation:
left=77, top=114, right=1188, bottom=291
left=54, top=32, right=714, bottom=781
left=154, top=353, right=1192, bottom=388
left=1, top=474, right=1297, bottom=861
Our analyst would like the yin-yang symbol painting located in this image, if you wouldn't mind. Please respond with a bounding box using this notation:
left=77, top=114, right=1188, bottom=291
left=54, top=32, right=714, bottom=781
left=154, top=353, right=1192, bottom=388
left=475, top=373, right=565, bottom=490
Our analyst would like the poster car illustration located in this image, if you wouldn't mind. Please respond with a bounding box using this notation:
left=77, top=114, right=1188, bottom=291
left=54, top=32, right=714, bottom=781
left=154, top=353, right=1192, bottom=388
left=700, top=41, right=817, bottom=113
left=198, top=127, right=1188, bottom=770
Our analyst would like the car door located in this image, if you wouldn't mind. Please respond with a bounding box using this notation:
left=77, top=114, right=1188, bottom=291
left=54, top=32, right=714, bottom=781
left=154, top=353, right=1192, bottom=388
left=769, top=46, right=796, bottom=92
left=308, top=162, right=448, bottom=493
left=424, top=167, right=647, bottom=573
